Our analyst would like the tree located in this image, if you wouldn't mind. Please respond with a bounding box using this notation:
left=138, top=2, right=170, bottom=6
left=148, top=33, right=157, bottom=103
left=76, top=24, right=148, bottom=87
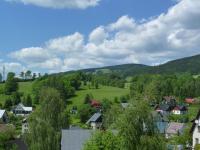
left=23, top=94, right=32, bottom=107
left=79, top=104, right=95, bottom=123
left=0, top=73, right=2, bottom=82
left=4, top=98, right=12, bottom=110
left=4, top=72, right=18, bottom=95
left=118, top=100, right=166, bottom=150
left=84, top=131, right=122, bottom=150
left=20, top=72, right=25, bottom=79
left=32, top=73, right=37, bottom=80
left=95, top=82, right=99, bottom=89
left=12, top=92, right=21, bottom=105
left=25, top=88, right=70, bottom=150
left=25, top=70, right=32, bottom=79
left=103, top=105, right=122, bottom=129
left=39, top=88, right=68, bottom=130
left=84, top=94, right=91, bottom=104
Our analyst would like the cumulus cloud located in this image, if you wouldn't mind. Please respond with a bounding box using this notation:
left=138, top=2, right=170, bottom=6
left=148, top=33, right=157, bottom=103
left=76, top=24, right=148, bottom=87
left=7, top=0, right=200, bottom=73
left=0, top=62, right=25, bottom=75
left=5, top=0, right=100, bottom=9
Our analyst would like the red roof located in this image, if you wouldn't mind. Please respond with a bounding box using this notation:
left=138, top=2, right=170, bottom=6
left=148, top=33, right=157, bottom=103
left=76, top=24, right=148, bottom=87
left=90, top=100, right=101, bottom=108
left=185, top=98, right=194, bottom=104
left=173, top=106, right=181, bottom=111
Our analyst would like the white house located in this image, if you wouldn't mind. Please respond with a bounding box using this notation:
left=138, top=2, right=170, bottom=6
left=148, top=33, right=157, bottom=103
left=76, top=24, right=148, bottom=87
left=172, top=105, right=187, bottom=115
left=12, top=103, right=33, bottom=116
left=0, top=109, right=8, bottom=123
left=191, top=110, right=200, bottom=148
left=86, top=113, right=102, bottom=129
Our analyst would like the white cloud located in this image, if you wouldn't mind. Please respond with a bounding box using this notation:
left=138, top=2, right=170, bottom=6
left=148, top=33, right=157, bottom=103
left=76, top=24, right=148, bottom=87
left=47, top=32, right=84, bottom=53
left=10, top=47, right=54, bottom=63
left=5, top=0, right=101, bottom=9
left=89, top=26, right=108, bottom=44
left=7, top=0, right=200, bottom=73
left=0, top=62, right=25, bottom=74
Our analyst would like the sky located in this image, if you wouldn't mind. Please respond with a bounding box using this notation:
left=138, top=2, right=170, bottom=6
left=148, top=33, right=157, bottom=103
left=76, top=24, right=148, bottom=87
left=0, top=0, right=200, bottom=74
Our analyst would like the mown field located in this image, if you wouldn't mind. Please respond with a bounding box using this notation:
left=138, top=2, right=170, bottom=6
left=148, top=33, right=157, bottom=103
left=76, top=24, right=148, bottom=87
left=0, top=82, right=33, bottom=105
left=68, top=85, right=129, bottom=108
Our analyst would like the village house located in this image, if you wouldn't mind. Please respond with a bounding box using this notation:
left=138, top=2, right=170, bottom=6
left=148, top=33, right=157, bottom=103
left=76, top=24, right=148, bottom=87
left=153, top=112, right=169, bottom=134
left=163, top=96, right=177, bottom=108
left=165, top=122, right=185, bottom=139
left=12, top=103, right=33, bottom=116
left=90, top=100, right=101, bottom=109
left=0, top=109, right=8, bottom=123
left=191, top=110, right=200, bottom=148
left=86, top=112, right=102, bottom=129
left=155, top=104, right=171, bottom=115
left=185, top=98, right=196, bottom=104
left=172, top=105, right=187, bottom=115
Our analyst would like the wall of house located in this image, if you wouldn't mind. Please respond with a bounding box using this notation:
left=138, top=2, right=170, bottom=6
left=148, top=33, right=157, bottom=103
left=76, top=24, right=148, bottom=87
left=90, top=122, right=101, bottom=130
left=193, top=124, right=200, bottom=148
left=172, top=110, right=181, bottom=115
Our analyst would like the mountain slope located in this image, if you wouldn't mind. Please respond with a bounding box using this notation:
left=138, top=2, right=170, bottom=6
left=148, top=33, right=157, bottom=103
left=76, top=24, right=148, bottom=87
left=63, top=54, right=200, bottom=77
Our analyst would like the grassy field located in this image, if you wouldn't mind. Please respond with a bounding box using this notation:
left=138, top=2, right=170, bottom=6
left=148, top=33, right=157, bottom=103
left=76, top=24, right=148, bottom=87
left=68, top=85, right=129, bottom=108
left=68, top=85, right=129, bottom=125
left=0, top=82, right=33, bottom=105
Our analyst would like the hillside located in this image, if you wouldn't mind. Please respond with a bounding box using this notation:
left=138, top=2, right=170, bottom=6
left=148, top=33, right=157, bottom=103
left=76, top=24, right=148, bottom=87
left=66, top=54, right=200, bottom=77
left=0, top=82, right=33, bottom=104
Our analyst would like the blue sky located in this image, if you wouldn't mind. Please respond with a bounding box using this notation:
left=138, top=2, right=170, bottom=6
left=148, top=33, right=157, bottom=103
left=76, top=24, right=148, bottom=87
left=0, top=0, right=200, bottom=74
left=0, top=0, right=174, bottom=51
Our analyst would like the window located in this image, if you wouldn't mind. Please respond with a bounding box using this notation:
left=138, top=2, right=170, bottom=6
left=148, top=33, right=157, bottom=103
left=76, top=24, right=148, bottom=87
left=196, top=138, right=199, bottom=145
left=198, top=126, right=200, bottom=132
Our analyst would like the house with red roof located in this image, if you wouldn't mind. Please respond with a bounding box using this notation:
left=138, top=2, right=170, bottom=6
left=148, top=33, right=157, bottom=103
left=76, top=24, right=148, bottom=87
left=90, top=100, right=101, bottom=109
left=172, top=105, right=187, bottom=115
left=185, top=98, right=195, bottom=104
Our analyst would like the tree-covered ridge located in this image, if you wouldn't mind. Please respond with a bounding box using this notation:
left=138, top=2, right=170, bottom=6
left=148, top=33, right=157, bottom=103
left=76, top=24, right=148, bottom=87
left=65, top=54, right=200, bottom=77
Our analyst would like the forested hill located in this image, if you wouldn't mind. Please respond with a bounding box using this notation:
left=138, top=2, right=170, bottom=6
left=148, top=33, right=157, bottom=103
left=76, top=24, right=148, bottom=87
left=63, top=54, right=200, bottom=77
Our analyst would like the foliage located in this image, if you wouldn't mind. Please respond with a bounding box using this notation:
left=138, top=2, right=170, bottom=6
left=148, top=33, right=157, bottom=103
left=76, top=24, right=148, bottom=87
left=84, top=131, right=122, bottom=150
left=4, top=98, right=13, bottom=110
left=0, top=125, right=16, bottom=149
left=79, top=104, right=96, bottom=123
left=75, top=54, right=200, bottom=77
left=118, top=100, right=166, bottom=150
left=22, top=94, right=32, bottom=107
left=130, top=74, right=200, bottom=102
left=4, top=72, right=18, bottom=95
left=25, top=88, right=70, bottom=150
left=11, top=92, right=21, bottom=105
left=103, top=105, right=122, bottom=129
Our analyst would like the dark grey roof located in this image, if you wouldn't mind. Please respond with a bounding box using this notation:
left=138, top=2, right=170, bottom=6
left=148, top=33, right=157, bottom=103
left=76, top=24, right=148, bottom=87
left=156, top=104, right=171, bottom=111
left=86, top=113, right=101, bottom=124
left=61, top=129, right=93, bottom=150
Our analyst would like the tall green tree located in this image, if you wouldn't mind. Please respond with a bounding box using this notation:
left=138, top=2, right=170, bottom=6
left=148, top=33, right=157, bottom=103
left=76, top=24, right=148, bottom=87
left=118, top=100, right=166, bottom=150
left=4, top=72, right=18, bottom=95
left=26, top=88, right=70, bottom=150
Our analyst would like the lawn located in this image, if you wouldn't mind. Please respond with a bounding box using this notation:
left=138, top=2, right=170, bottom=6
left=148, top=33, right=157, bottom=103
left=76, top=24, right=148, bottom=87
left=68, top=85, right=130, bottom=109
left=0, top=82, right=33, bottom=105
left=68, top=85, right=129, bottom=125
